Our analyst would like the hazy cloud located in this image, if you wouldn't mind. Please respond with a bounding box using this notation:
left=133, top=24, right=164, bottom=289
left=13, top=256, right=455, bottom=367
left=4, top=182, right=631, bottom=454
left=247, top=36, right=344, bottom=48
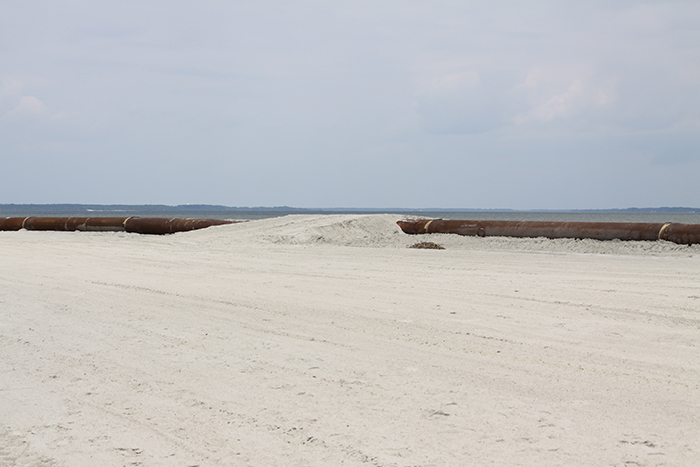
left=6, top=95, right=49, bottom=119
left=514, top=70, right=618, bottom=124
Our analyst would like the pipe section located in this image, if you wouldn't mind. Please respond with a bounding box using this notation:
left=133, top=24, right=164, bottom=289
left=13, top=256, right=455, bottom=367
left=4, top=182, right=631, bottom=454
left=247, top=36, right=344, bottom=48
left=662, top=223, right=700, bottom=245
left=397, top=219, right=700, bottom=246
left=1, top=217, right=236, bottom=235
left=0, top=217, right=27, bottom=231
left=123, top=217, right=233, bottom=235
left=21, top=217, right=128, bottom=232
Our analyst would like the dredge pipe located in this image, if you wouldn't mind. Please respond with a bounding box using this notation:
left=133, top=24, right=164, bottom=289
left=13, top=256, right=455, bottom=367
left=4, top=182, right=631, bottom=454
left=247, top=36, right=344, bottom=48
left=0, top=217, right=236, bottom=235
left=21, top=217, right=128, bottom=232
left=396, top=219, right=700, bottom=246
left=123, top=217, right=234, bottom=235
left=0, top=217, right=27, bottom=231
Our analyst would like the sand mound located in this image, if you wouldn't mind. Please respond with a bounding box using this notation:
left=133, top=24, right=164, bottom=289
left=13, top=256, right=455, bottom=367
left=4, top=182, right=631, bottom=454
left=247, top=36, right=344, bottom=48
left=185, top=214, right=408, bottom=247
left=187, top=214, right=700, bottom=256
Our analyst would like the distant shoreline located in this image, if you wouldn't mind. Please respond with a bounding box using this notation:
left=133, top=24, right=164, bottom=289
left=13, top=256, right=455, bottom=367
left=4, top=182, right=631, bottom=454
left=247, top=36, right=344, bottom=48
left=1, top=203, right=698, bottom=214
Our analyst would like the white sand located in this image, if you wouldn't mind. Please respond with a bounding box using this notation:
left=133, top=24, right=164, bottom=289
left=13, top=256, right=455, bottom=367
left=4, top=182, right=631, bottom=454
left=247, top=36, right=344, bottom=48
left=1, top=214, right=699, bottom=466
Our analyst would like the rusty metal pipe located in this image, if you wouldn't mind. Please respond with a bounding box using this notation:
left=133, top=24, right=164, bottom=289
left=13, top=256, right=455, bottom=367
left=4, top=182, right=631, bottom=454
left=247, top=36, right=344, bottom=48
left=0, top=217, right=236, bottom=235
left=72, top=217, right=130, bottom=231
left=20, top=217, right=129, bottom=232
left=0, top=217, right=27, bottom=231
left=397, top=219, right=700, bottom=246
left=123, top=217, right=234, bottom=235
left=663, top=223, right=700, bottom=245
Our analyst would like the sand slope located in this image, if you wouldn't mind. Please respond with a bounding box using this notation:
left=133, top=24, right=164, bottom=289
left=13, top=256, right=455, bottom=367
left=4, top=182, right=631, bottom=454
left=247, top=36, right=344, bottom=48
left=1, top=215, right=699, bottom=466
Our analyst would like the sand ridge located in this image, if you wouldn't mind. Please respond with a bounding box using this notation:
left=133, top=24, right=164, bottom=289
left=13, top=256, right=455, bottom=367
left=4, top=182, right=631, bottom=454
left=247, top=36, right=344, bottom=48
left=191, top=213, right=700, bottom=255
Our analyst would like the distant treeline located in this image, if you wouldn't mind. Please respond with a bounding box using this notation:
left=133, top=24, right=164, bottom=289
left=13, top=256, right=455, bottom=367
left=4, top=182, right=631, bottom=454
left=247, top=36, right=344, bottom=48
left=1, top=204, right=698, bottom=214
left=566, top=207, right=700, bottom=213
left=0, top=204, right=305, bottom=213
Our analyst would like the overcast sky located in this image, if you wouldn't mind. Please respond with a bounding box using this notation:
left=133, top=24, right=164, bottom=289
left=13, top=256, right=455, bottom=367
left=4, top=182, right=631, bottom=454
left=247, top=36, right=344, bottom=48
left=1, top=1, right=699, bottom=209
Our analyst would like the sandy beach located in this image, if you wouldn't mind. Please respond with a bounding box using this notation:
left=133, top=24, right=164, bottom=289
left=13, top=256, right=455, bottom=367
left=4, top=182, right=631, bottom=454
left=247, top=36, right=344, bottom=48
left=1, top=214, right=699, bottom=466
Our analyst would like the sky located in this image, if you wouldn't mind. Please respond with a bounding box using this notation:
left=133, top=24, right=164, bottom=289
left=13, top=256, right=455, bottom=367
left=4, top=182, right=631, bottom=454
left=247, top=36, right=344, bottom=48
left=1, top=1, right=699, bottom=209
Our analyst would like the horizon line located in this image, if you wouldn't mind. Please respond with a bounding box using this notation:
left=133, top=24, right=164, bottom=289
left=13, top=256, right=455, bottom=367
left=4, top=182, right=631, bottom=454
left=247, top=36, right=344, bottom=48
left=1, top=203, right=699, bottom=213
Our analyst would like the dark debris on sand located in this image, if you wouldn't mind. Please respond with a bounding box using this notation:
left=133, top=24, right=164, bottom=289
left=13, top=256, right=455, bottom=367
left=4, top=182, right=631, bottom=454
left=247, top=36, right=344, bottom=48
left=409, top=241, right=445, bottom=250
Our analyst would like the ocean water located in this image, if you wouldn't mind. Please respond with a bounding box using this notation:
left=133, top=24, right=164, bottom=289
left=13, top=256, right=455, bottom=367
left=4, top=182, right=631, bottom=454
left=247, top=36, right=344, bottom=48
left=2, top=206, right=700, bottom=224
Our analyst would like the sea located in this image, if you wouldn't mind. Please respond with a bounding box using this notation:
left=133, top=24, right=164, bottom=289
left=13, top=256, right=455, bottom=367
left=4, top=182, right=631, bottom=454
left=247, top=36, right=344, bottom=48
left=2, top=205, right=700, bottom=224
